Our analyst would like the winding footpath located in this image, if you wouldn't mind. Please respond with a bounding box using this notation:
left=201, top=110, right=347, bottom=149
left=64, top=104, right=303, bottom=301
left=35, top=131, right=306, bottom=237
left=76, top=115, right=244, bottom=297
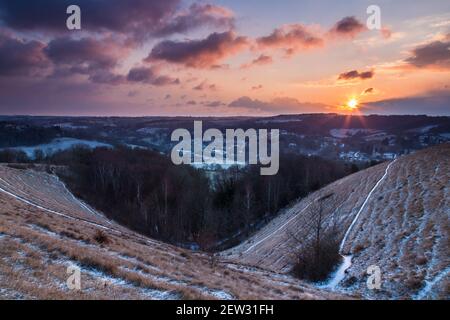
left=323, top=159, right=397, bottom=289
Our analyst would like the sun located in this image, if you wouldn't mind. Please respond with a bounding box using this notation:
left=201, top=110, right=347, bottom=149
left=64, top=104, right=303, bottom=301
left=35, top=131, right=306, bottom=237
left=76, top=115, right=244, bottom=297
left=347, top=98, right=359, bottom=110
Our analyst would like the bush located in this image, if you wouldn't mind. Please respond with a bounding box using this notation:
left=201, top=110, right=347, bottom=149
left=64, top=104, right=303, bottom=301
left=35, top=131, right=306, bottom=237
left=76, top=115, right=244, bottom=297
left=93, top=230, right=109, bottom=245
left=292, top=231, right=341, bottom=282
left=353, top=243, right=366, bottom=254
left=406, top=275, right=423, bottom=290
left=415, top=256, right=428, bottom=265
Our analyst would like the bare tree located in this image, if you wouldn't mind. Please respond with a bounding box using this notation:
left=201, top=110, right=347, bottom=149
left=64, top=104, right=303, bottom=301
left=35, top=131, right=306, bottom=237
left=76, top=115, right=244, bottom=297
left=290, top=193, right=341, bottom=282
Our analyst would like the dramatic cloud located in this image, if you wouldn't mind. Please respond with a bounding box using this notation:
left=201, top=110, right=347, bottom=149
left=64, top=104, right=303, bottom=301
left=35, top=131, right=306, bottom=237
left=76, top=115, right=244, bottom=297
left=0, top=32, right=49, bottom=76
left=405, top=35, right=450, bottom=69
left=256, top=24, right=323, bottom=54
left=0, top=0, right=179, bottom=40
left=0, top=1, right=237, bottom=41
left=154, top=3, right=234, bottom=36
left=363, top=90, right=450, bottom=116
left=0, top=32, right=133, bottom=85
left=255, top=17, right=366, bottom=57
left=46, top=37, right=128, bottom=71
left=338, top=69, right=374, bottom=80
left=229, top=96, right=330, bottom=114
left=329, top=16, right=366, bottom=38
left=42, top=36, right=134, bottom=85
left=147, top=31, right=248, bottom=68
left=127, top=67, right=179, bottom=86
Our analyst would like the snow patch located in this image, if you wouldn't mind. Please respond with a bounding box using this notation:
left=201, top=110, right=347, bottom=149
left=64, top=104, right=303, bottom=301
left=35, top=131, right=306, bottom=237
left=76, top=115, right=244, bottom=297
left=330, top=129, right=379, bottom=139
left=320, top=255, right=352, bottom=289
left=192, top=285, right=234, bottom=300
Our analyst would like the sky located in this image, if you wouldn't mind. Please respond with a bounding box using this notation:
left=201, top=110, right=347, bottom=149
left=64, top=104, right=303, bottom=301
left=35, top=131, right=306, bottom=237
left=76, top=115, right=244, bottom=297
left=0, top=0, right=449, bottom=116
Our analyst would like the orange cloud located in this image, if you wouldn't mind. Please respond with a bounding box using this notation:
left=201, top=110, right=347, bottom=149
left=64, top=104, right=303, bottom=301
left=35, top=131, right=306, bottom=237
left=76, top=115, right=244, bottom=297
left=256, top=24, right=324, bottom=55
left=147, top=31, right=249, bottom=68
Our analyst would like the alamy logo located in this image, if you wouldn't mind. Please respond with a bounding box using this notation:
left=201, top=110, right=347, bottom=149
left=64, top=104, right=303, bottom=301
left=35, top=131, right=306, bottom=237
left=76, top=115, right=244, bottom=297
left=66, top=5, right=81, bottom=30
left=367, top=265, right=382, bottom=290
left=171, top=121, right=279, bottom=175
left=66, top=265, right=81, bottom=290
left=366, top=5, right=381, bottom=30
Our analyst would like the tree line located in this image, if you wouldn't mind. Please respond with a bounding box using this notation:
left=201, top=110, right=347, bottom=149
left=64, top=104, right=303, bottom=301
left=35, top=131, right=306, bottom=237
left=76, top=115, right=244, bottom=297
left=0, top=123, right=61, bottom=148
left=45, top=146, right=352, bottom=250
left=0, top=145, right=354, bottom=251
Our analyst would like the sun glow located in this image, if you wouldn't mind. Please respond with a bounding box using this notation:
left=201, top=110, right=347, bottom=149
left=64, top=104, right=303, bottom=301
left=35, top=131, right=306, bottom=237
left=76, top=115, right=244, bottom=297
left=347, top=98, right=359, bottom=110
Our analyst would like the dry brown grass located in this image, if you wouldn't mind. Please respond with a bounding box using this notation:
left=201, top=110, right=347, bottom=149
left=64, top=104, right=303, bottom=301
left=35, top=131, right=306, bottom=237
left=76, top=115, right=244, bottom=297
left=0, top=164, right=346, bottom=300
left=223, top=144, right=450, bottom=299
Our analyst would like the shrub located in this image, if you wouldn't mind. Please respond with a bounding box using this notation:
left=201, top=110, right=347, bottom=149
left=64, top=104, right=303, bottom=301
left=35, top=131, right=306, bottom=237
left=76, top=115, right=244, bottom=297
left=292, top=231, right=341, bottom=282
left=415, top=256, right=428, bottom=266
left=406, top=276, right=423, bottom=290
left=353, top=243, right=366, bottom=254
left=93, top=230, right=109, bottom=245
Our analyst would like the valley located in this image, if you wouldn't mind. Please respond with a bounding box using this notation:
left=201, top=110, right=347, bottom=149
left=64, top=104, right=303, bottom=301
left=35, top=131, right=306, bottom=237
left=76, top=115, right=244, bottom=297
left=0, top=116, right=448, bottom=300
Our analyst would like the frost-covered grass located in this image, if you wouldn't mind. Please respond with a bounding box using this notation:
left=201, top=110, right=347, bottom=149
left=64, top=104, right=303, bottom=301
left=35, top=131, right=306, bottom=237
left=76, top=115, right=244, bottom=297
left=0, top=164, right=343, bottom=300
left=225, top=144, right=449, bottom=300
